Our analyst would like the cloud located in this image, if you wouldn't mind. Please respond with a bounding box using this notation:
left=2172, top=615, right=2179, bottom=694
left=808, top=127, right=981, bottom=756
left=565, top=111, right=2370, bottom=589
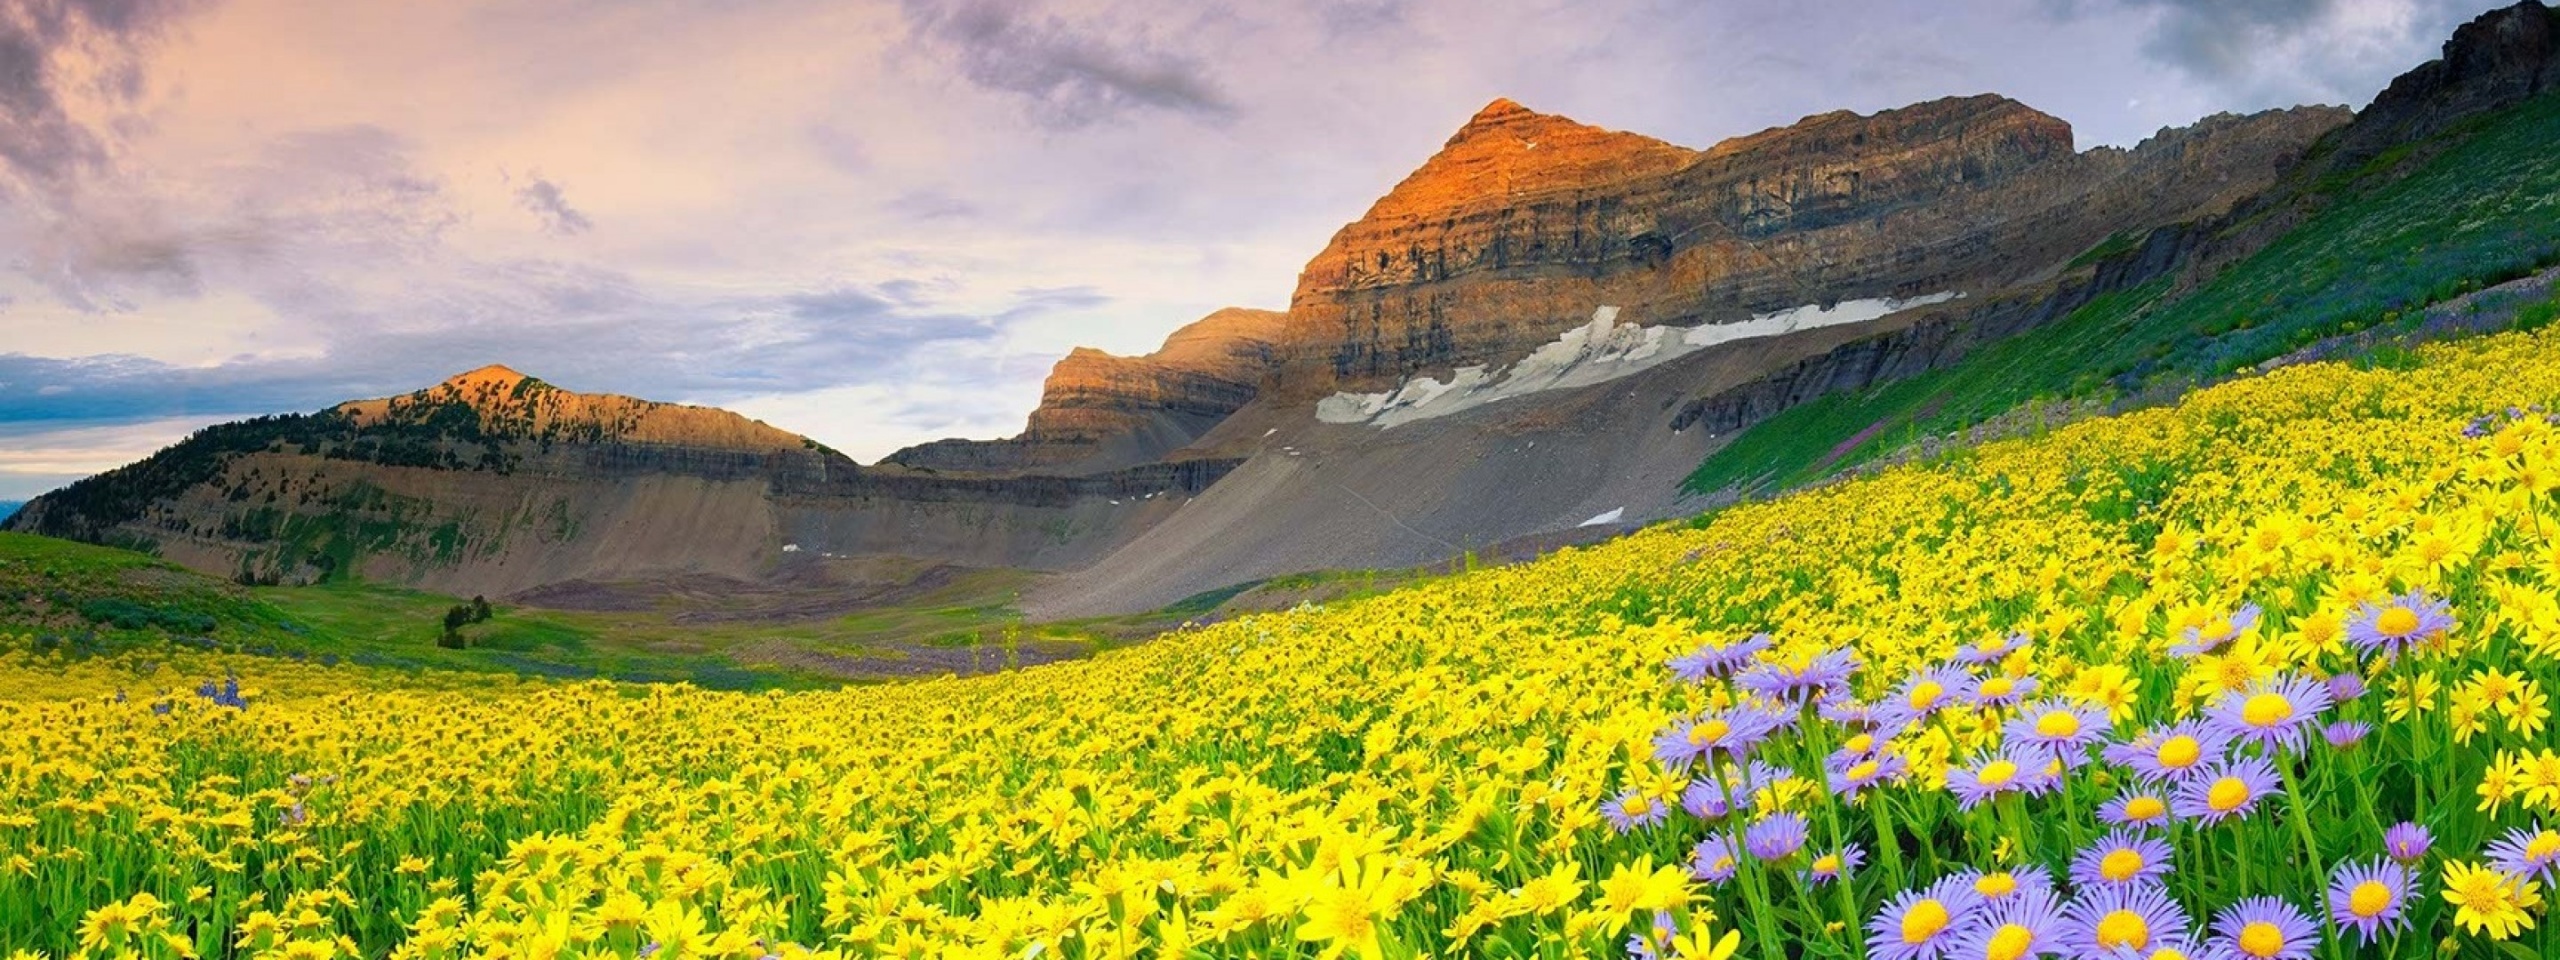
left=899, top=0, right=1235, bottom=126
left=513, top=173, right=592, bottom=235
left=2045, top=0, right=2491, bottom=106
left=0, top=0, right=206, bottom=197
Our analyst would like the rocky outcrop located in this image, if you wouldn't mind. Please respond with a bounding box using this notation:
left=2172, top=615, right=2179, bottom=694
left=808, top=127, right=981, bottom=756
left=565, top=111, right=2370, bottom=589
left=338, top=365, right=813, bottom=452
left=2324, top=1, right=2560, bottom=171
left=1265, top=95, right=2344, bottom=400
left=887, top=308, right=1282, bottom=475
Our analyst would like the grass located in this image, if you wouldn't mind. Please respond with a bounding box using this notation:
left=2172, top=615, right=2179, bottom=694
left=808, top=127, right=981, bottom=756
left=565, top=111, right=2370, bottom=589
left=1687, top=88, right=2560, bottom=497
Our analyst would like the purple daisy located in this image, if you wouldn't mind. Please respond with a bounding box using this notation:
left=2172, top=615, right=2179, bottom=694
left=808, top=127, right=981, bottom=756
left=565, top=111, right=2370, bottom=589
left=1603, top=788, right=1670, bottom=833
left=2325, top=858, right=2412, bottom=946
left=2105, top=720, right=2234, bottom=784
left=1680, top=778, right=1743, bottom=820
left=1806, top=843, right=1865, bottom=886
left=2171, top=603, right=2260, bottom=657
left=1968, top=672, right=2039, bottom=708
left=1952, top=865, right=2056, bottom=904
left=1948, top=886, right=2063, bottom=960
left=1954, top=632, right=2030, bottom=666
left=2327, top=671, right=2366, bottom=702
left=2383, top=822, right=2433, bottom=863
left=1669, top=632, right=1772, bottom=682
left=2006, top=699, right=2112, bottom=763
left=2204, top=674, right=2332, bottom=752
left=2100, top=788, right=2178, bottom=827
left=1819, top=696, right=1882, bottom=728
left=1689, top=831, right=1744, bottom=884
left=1735, top=647, right=1860, bottom=703
left=2060, top=883, right=2191, bottom=958
left=1866, top=877, right=1984, bottom=960
left=1651, top=707, right=1781, bottom=769
left=1830, top=751, right=1908, bottom=800
left=1946, top=746, right=2051, bottom=810
left=2346, top=591, right=2454, bottom=658
left=2172, top=756, right=2280, bottom=825
left=2210, top=896, right=2318, bottom=960
left=2486, top=823, right=2560, bottom=884
left=1744, top=811, right=1809, bottom=862
left=2069, top=828, right=2175, bottom=888
left=1887, top=665, right=1977, bottom=725
left=2321, top=720, right=2372, bottom=749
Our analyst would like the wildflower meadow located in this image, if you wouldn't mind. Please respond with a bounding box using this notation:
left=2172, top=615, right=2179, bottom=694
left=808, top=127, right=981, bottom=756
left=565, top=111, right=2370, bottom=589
left=16, top=327, right=2560, bottom=959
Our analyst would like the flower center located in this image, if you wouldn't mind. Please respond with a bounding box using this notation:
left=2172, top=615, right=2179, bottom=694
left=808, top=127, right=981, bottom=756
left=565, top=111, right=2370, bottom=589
left=2094, top=909, right=2150, bottom=950
left=1899, top=900, right=1950, bottom=944
left=1847, top=760, right=1880, bottom=782
left=1843, top=733, right=1876, bottom=755
left=2348, top=880, right=2393, bottom=918
left=1909, top=682, right=1945, bottom=710
left=2099, top=849, right=2146, bottom=882
left=1619, top=796, right=1652, bottom=816
left=2528, top=832, right=2560, bottom=861
left=1974, top=873, right=2018, bottom=898
left=1977, top=760, right=2019, bottom=787
left=2035, top=711, right=2081, bottom=738
left=2241, top=693, right=2294, bottom=727
left=1689, top=719, right=1731, bottom=746
left=2156, top=736, right=2203, bottom=769
left=2236, top=921, right=2284, bottom=958
left=2376, top=606, right=2420, bottom=637
left=1984, top=924, right=2035, bottom=960
left=1980, top=677, right=2016, bottom=698
left=2207, top=777, right=2250, bottom=812
left=2124, top=796, right=2167, bottom=821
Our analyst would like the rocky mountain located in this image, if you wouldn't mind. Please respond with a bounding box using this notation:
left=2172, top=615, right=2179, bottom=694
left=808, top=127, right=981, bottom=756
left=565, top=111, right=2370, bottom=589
left=4, top=366, right=1231, bottom=596
left=17, top=2, right=2558, bottom=619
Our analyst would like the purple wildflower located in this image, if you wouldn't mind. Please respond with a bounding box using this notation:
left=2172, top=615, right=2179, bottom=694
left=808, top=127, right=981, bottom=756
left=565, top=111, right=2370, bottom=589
left=1735, top=647, right=1860, bottom=704
left=2384, top=822, right=2433, bottom=863
left=1680, top=778, right=1742, bottom=820
left=2487, top=823, right=2560, bottom=884
left=1968, top=672, right=2039, bottom=708
left=2172, top=756, right=2280, bottom=825
left=2005, top=699, right=2112, bottom=762
left=1669, top=632, right=1772, bottom=682
left=1830, top=750, right=1908, bottom=800
left=2322, top=720, right=2371, bottom=749
left=2105, top=720, right=2232, bottom=784
left=1651, top=707, right=1781, bottom=769
left=1806, top=843, right=1865, bottom=886
left=1689, top=832, right=1743, bottom=884
left=1866, top=876, right=1984, bottom=960
left=2069, top=828, right=2175, bottom=888
left=2060, top=883, right=2191, bottom=958
left=1887, top=665, right=1976, bottom=725
left=2210, top=896, right=2318, bottom=960
left=2346, top=591, right=2454, bottom=658
left=2171, top=604, right=2259, bottom=657
left=2204, top=674, right=2332, bottom=753
left=2327, top=672, right=2366, bottom=702
left=2326, top=858, right=2412, bottom=946
left=1744, top=812, right=1809, bottom=862
left=1603, top=788, right=1670, bottom=834
left=1954, top=632, right=2029, bottom=666
left=1948, top=886, right=2063, bottom=960
left=2099, top=788, right=2178, bottom=828
left=1946, top=746, right=2051, bottom=810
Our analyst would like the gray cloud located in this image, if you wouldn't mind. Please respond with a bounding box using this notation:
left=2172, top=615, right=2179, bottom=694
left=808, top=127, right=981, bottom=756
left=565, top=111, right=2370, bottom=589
left=0, top=0, right=205, bottom=197
left=2046, top=0, right=2493, bottom=105
left=900, top=0, right=1235, bottom=126
left=513, top=174, right=592, bottom=235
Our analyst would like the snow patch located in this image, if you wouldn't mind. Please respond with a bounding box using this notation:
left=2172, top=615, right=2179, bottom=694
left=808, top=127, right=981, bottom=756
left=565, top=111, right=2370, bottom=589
left=1317, top=293, right=1959, bottom=427
left=1579, top=507, right=1625, bottom=527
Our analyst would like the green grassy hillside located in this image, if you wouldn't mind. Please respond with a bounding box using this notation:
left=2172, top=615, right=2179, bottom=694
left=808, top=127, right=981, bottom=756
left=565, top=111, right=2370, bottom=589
left=1686, top=88, right=2560, bottom=495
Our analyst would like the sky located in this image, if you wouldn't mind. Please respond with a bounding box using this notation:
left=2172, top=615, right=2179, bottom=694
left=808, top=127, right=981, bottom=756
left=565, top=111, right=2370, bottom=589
left=0, top=0, right=2511, bottom=498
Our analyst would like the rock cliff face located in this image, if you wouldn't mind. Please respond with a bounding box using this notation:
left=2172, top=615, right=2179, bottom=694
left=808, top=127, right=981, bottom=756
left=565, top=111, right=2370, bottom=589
left=1267, top=94, right=2344, bottom=399
left=2324, top=1, right=2560, bottom=171
left=887, top=308, right=1280, bottom=475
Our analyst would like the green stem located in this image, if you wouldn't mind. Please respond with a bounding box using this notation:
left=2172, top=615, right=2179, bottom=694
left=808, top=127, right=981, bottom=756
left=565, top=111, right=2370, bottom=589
left=2275, top=750, right=2340, bottom=958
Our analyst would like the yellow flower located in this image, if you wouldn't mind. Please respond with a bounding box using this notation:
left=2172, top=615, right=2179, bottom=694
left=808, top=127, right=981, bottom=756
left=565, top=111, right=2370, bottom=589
left=2443, top=861, right=2541, bottom=940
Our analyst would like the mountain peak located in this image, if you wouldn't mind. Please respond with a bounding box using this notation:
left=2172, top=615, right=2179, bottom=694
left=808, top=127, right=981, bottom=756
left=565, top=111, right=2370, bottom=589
left=441, top=364, right=537, bottom=392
